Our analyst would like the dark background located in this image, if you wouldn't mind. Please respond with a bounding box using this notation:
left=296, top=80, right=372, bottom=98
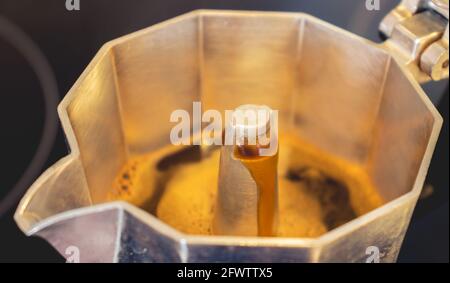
left=0, top=0, right=448, bottom=262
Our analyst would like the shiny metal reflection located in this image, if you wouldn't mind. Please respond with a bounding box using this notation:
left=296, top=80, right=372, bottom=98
left=14, top=10, right=442, bottom=262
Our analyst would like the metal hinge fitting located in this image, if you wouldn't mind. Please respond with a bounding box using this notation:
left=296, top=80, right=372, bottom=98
left=380, top=0, right=449, bottom=82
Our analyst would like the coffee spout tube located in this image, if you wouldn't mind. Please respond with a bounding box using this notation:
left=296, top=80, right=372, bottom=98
left=213, top=105, right=278, bottom=237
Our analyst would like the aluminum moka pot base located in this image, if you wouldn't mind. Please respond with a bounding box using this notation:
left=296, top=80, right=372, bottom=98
left=14, top=10, right=442, bottom=263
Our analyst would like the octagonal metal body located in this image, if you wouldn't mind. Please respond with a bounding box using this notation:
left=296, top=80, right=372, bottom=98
left=15, top=10, right=442, bottom=263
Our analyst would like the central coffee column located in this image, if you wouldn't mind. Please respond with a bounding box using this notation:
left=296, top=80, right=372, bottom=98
left=213, top=105, right=278, bottom=237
